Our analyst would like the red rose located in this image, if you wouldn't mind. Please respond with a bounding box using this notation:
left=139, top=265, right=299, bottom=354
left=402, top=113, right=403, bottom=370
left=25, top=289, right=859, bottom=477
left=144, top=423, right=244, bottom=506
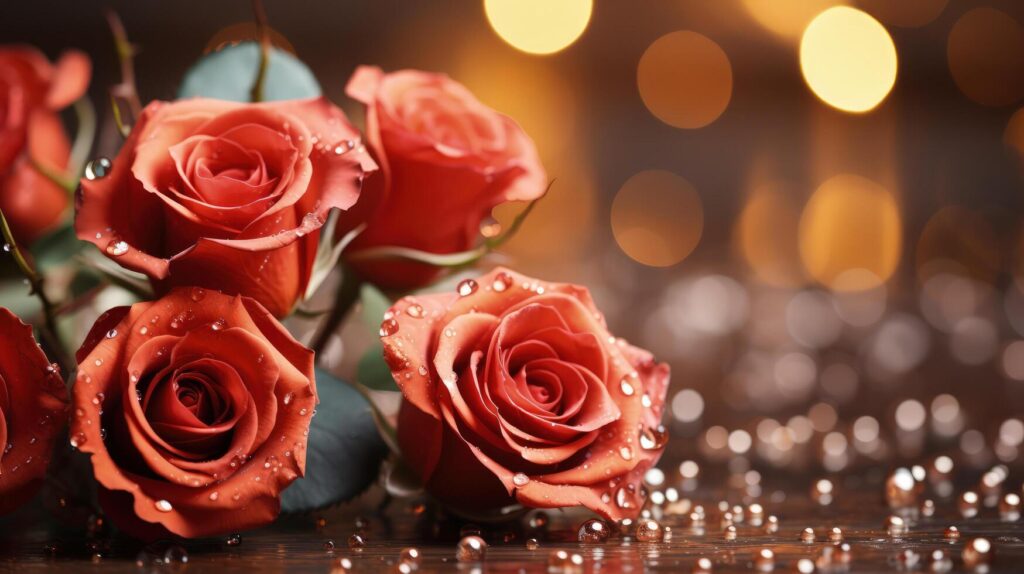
left=71, top=288, right=316, bottom=538
left=0, top=47, right=90, bottom=244
left=75, top=97, right=376, bottom=317
left=340, top=66, right=547, bottom=289
left=0, top=308, right=69, bottom=515
left=382, top=268, right=670, bottom=520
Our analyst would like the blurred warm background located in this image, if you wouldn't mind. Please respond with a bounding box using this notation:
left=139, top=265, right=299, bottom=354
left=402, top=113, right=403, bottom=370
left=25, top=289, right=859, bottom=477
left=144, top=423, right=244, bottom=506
left=5, top=0, right=1024, bottom=480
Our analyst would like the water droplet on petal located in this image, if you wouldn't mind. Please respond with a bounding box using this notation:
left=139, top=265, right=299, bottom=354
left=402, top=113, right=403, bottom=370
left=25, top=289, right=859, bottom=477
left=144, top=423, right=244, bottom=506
left=457, top=279, right=478, bottom=297
left=85, top=157, right=112, bottom=180
left=620, top=378, right=636, bottom=396
left=513, top=473, right=529, bottom=487
left=155, top=500, right=173, bottom=512
left=105, top=240, right=129, bottom=256
left=380, top=318, right=399, bottom=337
left=492, top=271, right=512, bottom=292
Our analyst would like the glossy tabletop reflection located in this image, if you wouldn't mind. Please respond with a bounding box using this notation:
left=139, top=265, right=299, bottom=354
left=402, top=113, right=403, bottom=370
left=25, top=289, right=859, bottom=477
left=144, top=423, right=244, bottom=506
left=4, top=472, right=1023, bottom=573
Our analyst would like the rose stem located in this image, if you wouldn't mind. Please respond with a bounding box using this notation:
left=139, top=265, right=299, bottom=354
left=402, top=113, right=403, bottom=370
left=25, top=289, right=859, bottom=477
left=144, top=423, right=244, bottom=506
left=0, top=208, right=72, bottom=373
left=68, top=98, right=97, bottom=182
left=249, top=0, right=271, bottom=103
left=310, top=266, right=363, bottom=357
left=105, top=10, right=142, bottom=136
left=29, top=98, right=95, bottom=197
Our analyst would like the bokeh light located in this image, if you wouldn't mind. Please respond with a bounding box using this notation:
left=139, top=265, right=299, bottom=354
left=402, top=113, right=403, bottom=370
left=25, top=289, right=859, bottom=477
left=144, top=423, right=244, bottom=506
left=799, top=7, right=897, bottom=113
left=855, top=0, right=948, bottom=28
left=798, top=174, right=902, bottom=291
left=611, top=170, right=704, bottom=267
left=483, top=0, right=592, bottom=55
left=1006, top=107, right=1024, bottom=165
left=1002, top=341, right=1024, bottom=381
left=637, top=31, right=733, bottom=129
left=734, top=183, right=805, bottom=287
left=947, top=7, right=1024, bottom=107
left=916, top=206, right=1000, bottom=284
left=742, top=0, right=846, bottom=41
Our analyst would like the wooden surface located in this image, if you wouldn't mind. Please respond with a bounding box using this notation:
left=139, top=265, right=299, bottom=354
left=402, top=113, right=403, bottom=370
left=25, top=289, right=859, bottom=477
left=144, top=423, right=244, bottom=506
left=3, top=474, right=1022, bottom=573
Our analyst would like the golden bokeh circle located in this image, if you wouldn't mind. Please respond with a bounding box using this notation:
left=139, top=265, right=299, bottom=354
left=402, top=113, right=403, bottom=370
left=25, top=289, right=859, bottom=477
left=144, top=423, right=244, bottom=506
left=484, top=0, right=592, bottom=55
left=947, top=7, right=1024, bottom=107
left=734, top=183, right=806, bottom=287
left=855, top=0, right=948, bottom=28
left=637, top=31, right=733, bottom=129
left=742, top=0, right=847, bottom=40
left=799, top=7, right=898, bottom=113
left=799, top=174, right=902, bottom=291
left=611, top=170, right=704, bottom=267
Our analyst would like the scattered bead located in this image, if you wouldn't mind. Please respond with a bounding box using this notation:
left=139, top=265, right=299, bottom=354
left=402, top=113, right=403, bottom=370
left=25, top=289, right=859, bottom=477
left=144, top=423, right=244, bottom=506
left=348, top=534, right=365, bottom=550
left=635, top=518, right=663, bottom=542
left=961, top=537, right=993, bottom=570
left=577, top=519, right=610, bottom=543
left=959, top=491, right=980, bottom=518
left=455, top=535, right=487, bottom=562
left=754, top=548, right=775, bottom=572
left=547, top=550, right=584, bottom=573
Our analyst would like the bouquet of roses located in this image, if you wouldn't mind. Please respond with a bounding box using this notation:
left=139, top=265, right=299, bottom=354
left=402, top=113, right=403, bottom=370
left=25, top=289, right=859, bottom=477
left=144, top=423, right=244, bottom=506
left=0, top=9, right=669, bottom=540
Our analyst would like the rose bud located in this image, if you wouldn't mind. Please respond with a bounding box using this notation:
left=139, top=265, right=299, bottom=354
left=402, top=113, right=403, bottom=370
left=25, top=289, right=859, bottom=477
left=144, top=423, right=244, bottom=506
left=382, top=268, right=670, bottom=520
left=0, top=47, right=90, bottom=244
left=71, top=288, right=316, bottom=539
left=0, top=308, right=70, bottom=514
left=75, top=97, right=377, bottom=318
left=339, top=66, right=547, bottom=289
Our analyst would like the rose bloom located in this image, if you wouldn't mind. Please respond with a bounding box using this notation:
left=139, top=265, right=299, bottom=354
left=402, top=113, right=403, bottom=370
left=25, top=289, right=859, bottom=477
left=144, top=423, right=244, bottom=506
left=0, top=308, right=69, bottom=515
left=76, top=97, right=376, bottom=318
left=0, top=47, right=90, bottom=244
left=381, top=268, right=670, bottom=520
left=71, top=288, right=316, bottom=538
left=340, top=66, right=547, bottom=289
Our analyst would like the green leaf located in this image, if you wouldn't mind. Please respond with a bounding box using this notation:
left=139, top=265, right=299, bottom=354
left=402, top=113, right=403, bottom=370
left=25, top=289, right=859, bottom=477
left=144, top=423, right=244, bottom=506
left=357, top=344, right=398, bottom=392
left=359, top=283, right=392, bottom=332
left=303, top=214, right=364, bottom=301
left=178, top=42, right=321, bottom=102
left=279, top=369, right=387, bottom=513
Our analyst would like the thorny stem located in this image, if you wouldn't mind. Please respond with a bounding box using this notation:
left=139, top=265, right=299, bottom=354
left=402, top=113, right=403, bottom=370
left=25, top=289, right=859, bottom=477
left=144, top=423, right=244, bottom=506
left=249, top=0, right=271, bottom=103
left=0, top=208, right=72, bottom=373
left=106, top=10, right=142, bottom=135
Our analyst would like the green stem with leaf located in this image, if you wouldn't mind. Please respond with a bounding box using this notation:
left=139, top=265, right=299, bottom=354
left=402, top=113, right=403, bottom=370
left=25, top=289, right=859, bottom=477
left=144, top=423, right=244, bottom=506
left=0, top=209, right=72, bottom=373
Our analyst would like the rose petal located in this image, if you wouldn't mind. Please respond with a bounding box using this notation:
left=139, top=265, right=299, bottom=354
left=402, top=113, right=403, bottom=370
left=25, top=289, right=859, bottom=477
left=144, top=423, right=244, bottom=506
left=46, top=49, right=90, bottom=109
left=0, top=309, right=69, bottom=515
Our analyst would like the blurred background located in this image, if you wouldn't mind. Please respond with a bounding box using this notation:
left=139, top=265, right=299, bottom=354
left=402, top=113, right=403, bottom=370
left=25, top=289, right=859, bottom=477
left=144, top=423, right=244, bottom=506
left=4, top=0, right=1024, bottom=483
